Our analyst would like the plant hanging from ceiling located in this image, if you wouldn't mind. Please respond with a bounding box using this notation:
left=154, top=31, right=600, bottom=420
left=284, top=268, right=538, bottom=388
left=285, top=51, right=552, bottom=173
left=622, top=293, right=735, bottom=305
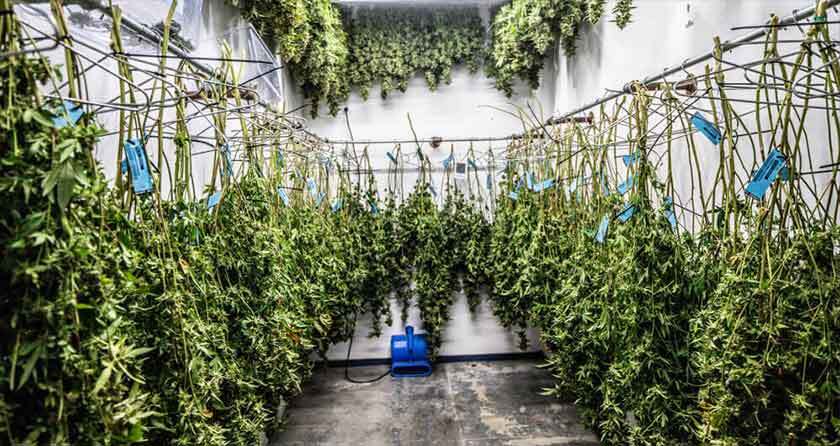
left=344, top=5, right=485, bottom=100
left=486, top=0, right=635, bottom=96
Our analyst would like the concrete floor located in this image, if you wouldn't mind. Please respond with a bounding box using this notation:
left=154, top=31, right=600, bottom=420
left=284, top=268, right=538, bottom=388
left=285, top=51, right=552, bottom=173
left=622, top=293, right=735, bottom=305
left=270, top=360, right=600, bottom=446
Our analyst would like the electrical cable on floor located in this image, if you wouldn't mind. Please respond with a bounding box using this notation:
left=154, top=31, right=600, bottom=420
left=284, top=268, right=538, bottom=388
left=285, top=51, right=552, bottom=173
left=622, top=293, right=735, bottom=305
left=343, top=313, right=391, bottom=384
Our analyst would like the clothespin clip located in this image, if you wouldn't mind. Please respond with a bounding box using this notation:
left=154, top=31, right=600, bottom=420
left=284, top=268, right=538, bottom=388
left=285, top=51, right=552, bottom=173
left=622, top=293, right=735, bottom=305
left=745, top=148, right=787, bottom=200
left=52, top=100, right=84, bottom=128
left=331, top=198, right=343, bottom=212
left=207, top=192, right=221, bottom=210
left=617, top=175, right=634, bottom=195
left=124, top=139, right=154, bottom=195
left=617, top=203, right=636, bottom=223
left=277, top=187, right=290, bottom=206
left=691, top=112, right=722, bottom=145
left=595, top=214, right=610, bottom=244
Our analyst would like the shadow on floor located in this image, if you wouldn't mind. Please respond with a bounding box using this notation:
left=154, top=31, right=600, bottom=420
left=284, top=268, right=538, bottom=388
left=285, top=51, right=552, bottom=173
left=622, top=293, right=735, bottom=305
left=271, top=360, right=599, bottom=446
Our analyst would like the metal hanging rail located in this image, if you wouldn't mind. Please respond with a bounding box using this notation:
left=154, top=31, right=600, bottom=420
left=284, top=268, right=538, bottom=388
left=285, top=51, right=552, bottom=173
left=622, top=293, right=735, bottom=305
left=546, top=0, right=840, bottom=124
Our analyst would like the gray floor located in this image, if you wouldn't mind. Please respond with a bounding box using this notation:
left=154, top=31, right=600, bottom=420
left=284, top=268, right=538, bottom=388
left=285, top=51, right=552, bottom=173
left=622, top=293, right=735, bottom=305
left=270, top=360, right=600, bottom=446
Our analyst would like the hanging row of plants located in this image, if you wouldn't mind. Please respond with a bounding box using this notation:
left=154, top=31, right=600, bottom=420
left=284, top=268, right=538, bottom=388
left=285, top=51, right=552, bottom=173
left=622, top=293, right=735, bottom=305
left=482, top=7, right=840, bottom=444
left=4, top=2, right=838, bottom=446
left=0, top=4, right=494, bottom=443
left=229, top=0, right=635, bottom=115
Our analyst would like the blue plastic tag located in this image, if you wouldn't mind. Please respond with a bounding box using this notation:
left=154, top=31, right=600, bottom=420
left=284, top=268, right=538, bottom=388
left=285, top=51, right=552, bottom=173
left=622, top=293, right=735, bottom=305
left=277, top=187, right=290, bottom=206
left=443, top=154, right=454, bottom=170
left=486, top=174, right=493, bottom=190
left=331, top=198, right=343, bottom=212
left=508, top=191, right=519, bottom=200
left=526, top=172, right=536, bottom=190
left=369, top=200, right=379, bottom=215
left=207, top=192, right=221, bottom=210
left=663, top=197, right=677, bottom=230
left=617, top=175, right=635, bottom=195
left=533, top=179, right=555, bottom=192
left=121, top=159, right=128, bottom=175
left=595, top=214, right=610, bottom=244
left=622, top=152, right=639, bottom=167
left=124, top=139, right=154, bottom=195
left=617, top=204, right=636, bottom=223
left=468, top=159, right=478, bottom=170
left=52, top=100, right=84, bottom=128
left=387, top=152, right=397, bottom=164
left=691, top=112, right=722, bottom=145
left=306, top=178, right=318, bottom=194
left=745, top=148, right=787, bottom=200
left=221, top=144, right=234, bottom=178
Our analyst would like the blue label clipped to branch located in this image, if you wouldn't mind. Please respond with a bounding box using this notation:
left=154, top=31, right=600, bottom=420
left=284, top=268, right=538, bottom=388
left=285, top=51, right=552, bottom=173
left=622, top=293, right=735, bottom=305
left=486, top=173, right=493, bottom=190
left=443, top=154, right=454, bottom=170
left=387, top=152, right=397, bottom=164
left=277, top=187, right=290, bottom=206
left=52, top=100, right=84, bottom=128
left=468, top=159, right=478, bottom=170
left=617, top=175, right=635, bottom=195
left=306, top=178, right=318, bottom=195
left=663, top=197, right=677, bottom=230
left=595, top=214, right=610, bottom=244
left=622, top=152, right=639, bottom=167
left=745, top=148, right=787, bottom=200
left=331, top=198, right=343, bottom=212
left=369, top=199, right=379, bottom=215
left=617, top=203, right=636, bottom=223
left=124, top=139, right=154, bottom=195
left=221, top=144, right=234, bottom=178
left=533, top=179, right=555, bottom=193
left=508, top=191, right=519, bottom=200
left=691, top=112, right=722, bottom=145
left=207, top=192, right=221, bottom=210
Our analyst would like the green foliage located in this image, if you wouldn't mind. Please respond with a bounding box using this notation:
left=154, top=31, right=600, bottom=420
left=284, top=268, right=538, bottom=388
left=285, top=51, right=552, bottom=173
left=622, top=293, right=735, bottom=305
left=230, top=0, right=350, bottom=117
left=486, top=0, right=634, bottom=96
left=345, top=6, right=485, bottom=100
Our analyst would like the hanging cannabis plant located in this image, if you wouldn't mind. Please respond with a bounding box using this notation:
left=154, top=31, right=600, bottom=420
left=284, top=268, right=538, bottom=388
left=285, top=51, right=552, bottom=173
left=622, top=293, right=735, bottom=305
left=487, top=0, right=635, bottom=95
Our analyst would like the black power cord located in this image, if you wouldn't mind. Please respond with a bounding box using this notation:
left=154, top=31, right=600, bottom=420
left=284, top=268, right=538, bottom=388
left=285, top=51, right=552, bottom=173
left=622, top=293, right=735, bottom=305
left=343, top=313, right=391, bottom=384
